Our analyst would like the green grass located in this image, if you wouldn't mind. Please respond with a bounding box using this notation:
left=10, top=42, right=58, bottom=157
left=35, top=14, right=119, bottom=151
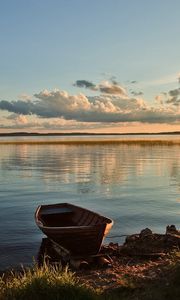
left=0, top=262, right=99, bottom=300
left=1, top=255, right=180, bottom=300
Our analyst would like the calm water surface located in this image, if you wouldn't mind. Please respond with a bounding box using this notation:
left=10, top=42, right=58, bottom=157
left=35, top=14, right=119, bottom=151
left=0, top=135, right=179, bottom=269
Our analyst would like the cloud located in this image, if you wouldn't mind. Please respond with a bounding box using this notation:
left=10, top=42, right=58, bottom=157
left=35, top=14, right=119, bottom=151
left=155, top=76, right=180, bottom=107
left=73, top=80, right=97, bottom=90
left=0, top=113, right=85, bottom=130
left=169, top=88, right=180, bottom=97
left=7, top=113, right=28, bottom=124
left=74, top=79, right=127, bottom=96
left=178, top=73, right=180, bottom=84
left=155, top=95, right=164, bottom=105
left=131, top=91, right=144, bottom=96
left=18, top=93, right=32, bottom=101
left=0, top=88, right=179, bottom=124
left=0, top=113, right=113, bottom=131
left=98, top=81, right=127, bottom=96
left=0, top=99, right=33, bottom=114
left=166, top=87, right=180, bottom=106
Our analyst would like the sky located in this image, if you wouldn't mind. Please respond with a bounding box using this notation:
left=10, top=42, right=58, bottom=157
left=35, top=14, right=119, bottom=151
left=0, top=0, right=180, bottom=133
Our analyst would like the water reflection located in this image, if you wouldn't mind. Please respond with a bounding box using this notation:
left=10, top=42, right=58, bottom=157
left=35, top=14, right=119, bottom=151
left=0, top=143, right=180, bottom=269
left=0, top=144, right=179, bottom=189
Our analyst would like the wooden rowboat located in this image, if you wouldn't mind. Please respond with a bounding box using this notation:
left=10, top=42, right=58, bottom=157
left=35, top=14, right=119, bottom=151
left=35, top=203, right=113, bottom=255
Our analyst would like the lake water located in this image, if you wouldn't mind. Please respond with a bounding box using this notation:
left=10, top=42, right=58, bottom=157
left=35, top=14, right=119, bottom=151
left=0, top=135, right=180, bottom=270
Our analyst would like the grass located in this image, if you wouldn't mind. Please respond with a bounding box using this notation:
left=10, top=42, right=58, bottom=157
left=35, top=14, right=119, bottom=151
left=0, top=139, right=179, bottom=145
left=1, top=253, right=180, bottom=300
left=0, top=262, right=99, bottom=300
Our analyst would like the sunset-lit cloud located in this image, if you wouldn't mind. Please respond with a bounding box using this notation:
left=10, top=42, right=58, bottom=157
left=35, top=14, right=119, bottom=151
left=0, top=91, right=179, bottom=123
left=74, top=79, right=127, bottom=96
left=155, top=85, right=180, bottom=107
left=98, top=81, right=127, bottom=96
left=0, top=78, right=180, bottom=132
left=0, top=113, right=92, bottom=130
left=7, top=113, right=28, bottom=124
left=18, top=93, right=32, bottom=101
left=155, top=94, right=164, bottom=105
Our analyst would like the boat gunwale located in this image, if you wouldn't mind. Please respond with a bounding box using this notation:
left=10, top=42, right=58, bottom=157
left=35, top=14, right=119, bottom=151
left=37, top=223, right=112, bottom=230
left=35, top=203, right=113, bottom=229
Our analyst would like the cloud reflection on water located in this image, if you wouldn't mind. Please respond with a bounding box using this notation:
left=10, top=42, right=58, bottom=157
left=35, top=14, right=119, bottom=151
left=0, top=143, right=179, bottom=193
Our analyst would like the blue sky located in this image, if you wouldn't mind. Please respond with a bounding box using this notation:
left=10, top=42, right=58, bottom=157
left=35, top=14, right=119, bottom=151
left=0, top=0, right=180, bottom=132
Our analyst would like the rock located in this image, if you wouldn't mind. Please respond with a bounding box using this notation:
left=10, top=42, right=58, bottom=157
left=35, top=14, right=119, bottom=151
left=96, top=256, right=112, bottom=268
left=140, top=228, right=153, bottom=237
left=101, top=243, right=120, bottom=256
left=70, top=259, right=89, bottom=270
left=166, top=225, right=180, bottom=236
left=125, top=234, right=139, bottom=243
left=120, top=226, right=180, bottom=256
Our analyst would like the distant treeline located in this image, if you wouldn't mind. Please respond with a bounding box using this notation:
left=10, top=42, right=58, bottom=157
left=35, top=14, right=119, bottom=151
left=0, top=131, right=180, bottom=137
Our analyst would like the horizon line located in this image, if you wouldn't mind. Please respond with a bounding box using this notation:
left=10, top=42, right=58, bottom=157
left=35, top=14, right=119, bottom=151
left=0, top=131, right=180, bottom=136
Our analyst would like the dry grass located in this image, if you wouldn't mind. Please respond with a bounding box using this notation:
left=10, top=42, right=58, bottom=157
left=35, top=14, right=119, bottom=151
left=0, top=139, right=179, bottom=145
left=0, top=261, right=98, bottom=300
left=1, top=252, right=180, bottom=300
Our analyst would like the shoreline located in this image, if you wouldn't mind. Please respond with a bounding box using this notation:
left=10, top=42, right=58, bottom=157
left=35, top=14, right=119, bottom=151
left=1, top=247, right=180, bottom=300
left=1, top=227, right=180, bottom=299
left=0, top=131, right=179, bottom=137
left=0, top=139, right=179, bottom=145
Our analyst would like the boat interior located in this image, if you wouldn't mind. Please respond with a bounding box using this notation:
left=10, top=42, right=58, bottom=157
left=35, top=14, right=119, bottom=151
left=38, top=203, right=112, bottom=227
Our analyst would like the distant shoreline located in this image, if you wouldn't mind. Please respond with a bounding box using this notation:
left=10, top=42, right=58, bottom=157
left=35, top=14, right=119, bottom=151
left=0, top=131, right=179, bottom=137
left=0, top=131, right=179, bottom=145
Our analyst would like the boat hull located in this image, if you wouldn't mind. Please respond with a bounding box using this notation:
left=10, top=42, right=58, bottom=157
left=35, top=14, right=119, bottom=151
left=35, top=203, right=113, bottom=256
left=41, top=224, right=106, bottom=255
